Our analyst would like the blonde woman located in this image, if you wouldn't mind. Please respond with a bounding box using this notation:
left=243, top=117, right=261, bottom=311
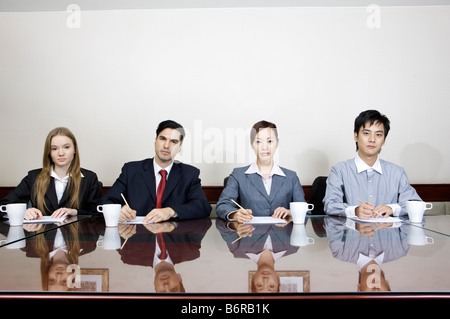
left=0, top=127, right=101, bottom=219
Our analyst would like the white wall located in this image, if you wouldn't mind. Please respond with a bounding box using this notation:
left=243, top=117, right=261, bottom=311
left=1, top=5, right=449, bottom=186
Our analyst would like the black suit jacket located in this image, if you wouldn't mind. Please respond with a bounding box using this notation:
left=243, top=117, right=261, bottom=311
left=0, top=168, right=102, bottom=215
left=100, top=158, right=211, bottom=220
left=119, top=218, right=212, bottom=267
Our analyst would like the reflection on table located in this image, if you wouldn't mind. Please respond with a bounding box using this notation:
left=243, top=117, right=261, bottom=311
left=0, top=215, right=89, bottom=248
left=0, top=214, right=449, bottom=296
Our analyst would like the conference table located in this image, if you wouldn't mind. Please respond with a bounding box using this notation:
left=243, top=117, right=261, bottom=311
left=1, top=211, right=450, bottom=301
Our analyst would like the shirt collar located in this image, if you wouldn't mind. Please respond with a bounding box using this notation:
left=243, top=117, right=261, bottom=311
left=245, top=162, right=286, bottom=177
left=51, top=166, right=84, bottom=181
left=153, top=160, right=174, bottom=177
left=354, top=153, right=382, bottom=174
left=245, top=235, right=287, bottom=263
left=357, top=252, right=385, bottom=270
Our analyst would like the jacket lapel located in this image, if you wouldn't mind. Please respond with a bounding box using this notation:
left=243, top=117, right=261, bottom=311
left=45, top=178, right=59, bottom=212
left=269, top=174, right=285, bottom=202
left=141, top=159, right=157, bottom=203
left=162, top=163, right=181, bottom=203
left=246, top=173, right=270, bottom=202
left=246, top=172, right=286, bottom=203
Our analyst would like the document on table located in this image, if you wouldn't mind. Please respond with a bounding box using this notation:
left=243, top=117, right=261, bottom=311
left=349, top=216, right=402, bottom=223
left=244, top=216, right=287, bottom=224
left=119, top=216, right=153, bottom=224
left=23, top=216, right=67, bottom=224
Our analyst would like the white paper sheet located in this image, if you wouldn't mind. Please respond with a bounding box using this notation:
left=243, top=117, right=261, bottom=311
left=119, top=216, right=153, bottom=224
left=244, top=216, right=287, bottom=224
left=349, top=216, right=402, bottom=223
left=23, top=216, right=67, bottom=224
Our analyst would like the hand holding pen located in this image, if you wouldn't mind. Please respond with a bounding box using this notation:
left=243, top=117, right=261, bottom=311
left=356, top=198, right=393, bottom=219
left=230, top=199, right=253, bottom=224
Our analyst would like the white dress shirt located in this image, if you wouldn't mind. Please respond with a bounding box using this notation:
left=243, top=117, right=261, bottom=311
left=245, top=162, right=286, bottom=196
left=152, top=161, right=177, bottom=217
left=246, top=235, right=286, bottom=263
left=153, top=161, right=173, bottom=194
left=153, top=236, right=173, bottom=267
left=357, top=252, right=385, bottom=271
left=51, top=168, right=70, bottom=204
left=50, top=167, right=84, bottom=204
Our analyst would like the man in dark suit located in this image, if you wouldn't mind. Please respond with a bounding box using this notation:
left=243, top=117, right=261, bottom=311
left=118, top=218, right=212, bottom=292
left=100, top=120, right=211, bottom=222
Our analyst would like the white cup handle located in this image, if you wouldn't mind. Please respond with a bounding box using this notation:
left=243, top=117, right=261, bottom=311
left=307, top=204, right=314, bottom=211
left=97, top=205, right=103, bottom=213
left=0, top=205, right=7, bottom=213
left=0, top=239, right=6, bottom=245
left=426, top=236, right=434, bottom=244
left=425, top=203, right=433, bottom=210
left=308, top=237, right=315, bottom=244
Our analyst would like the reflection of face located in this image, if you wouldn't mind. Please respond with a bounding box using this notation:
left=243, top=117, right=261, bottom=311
left=358, top=263, right=391, bottom=291
left=252, top=265, right=279, bottom=293
left=154, top=263, right=183, bottom=292
left=354, top=122, right=386, bottom=159
left=154, top=128, right=182, bottom=167
left=50, top=135, right=75, bottom=172
left=47, top=262, right=71, bottom=291
left=252, top=128, right=278, bottom=165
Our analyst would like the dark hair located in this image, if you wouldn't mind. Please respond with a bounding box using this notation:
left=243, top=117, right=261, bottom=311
left=156, top=120, right=185, bottom=144
left=250, top=120, right=278, bottom=144
left=354, top=110, right=390, bottom=150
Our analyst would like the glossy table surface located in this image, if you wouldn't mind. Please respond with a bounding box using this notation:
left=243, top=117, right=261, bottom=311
left=1, top=213, right=450, bottom=297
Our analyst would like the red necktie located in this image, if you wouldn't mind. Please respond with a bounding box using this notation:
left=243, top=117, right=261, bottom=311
left=156, top=170, right=168, bottom=260
left=155, top=169, right=167, bottom=209
left=157, top=233, right=167, bottom=260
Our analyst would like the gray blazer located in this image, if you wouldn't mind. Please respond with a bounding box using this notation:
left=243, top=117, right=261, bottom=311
left=216, top=165, right=305, bottom=220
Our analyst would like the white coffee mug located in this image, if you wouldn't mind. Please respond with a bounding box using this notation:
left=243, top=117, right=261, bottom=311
left=0, top=226, right=26, bottom=249
left=408, top=225, right=434, bottom=246
left=406, top=201, right=433, bottom=223
left=97, top=204, right=121, bottom=227
left=97, top=227, right=121, bottom=250
left=290, top=224, right=315, bottom=247
left=0, top=203, right=27, bottom=226
left=290, top=202, right=314, bottom=224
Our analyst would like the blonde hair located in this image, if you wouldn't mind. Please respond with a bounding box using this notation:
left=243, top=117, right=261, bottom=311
left=33, top=127, right=82, bottom=214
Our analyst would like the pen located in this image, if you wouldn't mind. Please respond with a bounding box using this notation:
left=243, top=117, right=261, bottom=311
left=230, top=199, right=252, bottom=243
left=120, top=193, right=130, bottom=250
left=121, top=193, right=130, bottom=207
left=231, top=199, right=245, bottom=211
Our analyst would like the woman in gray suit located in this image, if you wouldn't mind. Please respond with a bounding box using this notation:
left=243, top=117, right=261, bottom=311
left=216, top=121, right=305, bottom=223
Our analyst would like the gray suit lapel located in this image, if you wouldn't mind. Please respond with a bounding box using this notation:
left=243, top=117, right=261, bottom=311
left=246, top=173, right=270, bottom=201
left=269, top=174, right=285, bottom=202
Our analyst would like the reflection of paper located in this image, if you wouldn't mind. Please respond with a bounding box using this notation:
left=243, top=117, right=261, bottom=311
left=119, top=216, right=153, bottom=224
left=23, top=216, right=67, bottom=224
left=350, top=216, right=402, bottom=223
left=245, top=216, right=287, bottom=224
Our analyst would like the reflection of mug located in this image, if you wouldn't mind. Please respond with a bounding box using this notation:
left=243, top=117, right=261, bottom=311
left=290, top=202, right=314, bottom=224
left=96, top=227, right=121, bottom=250
left=97, top=204, right=121, bottom=227
left=0, top=203, right=27, bottom=226
left=408, top=225, right=434, bottom=246
left=0, top=226, right=26, bottom=249
left=290, top=224, right=315, bottom=247
left=406, top=201, right=433, bottom=223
